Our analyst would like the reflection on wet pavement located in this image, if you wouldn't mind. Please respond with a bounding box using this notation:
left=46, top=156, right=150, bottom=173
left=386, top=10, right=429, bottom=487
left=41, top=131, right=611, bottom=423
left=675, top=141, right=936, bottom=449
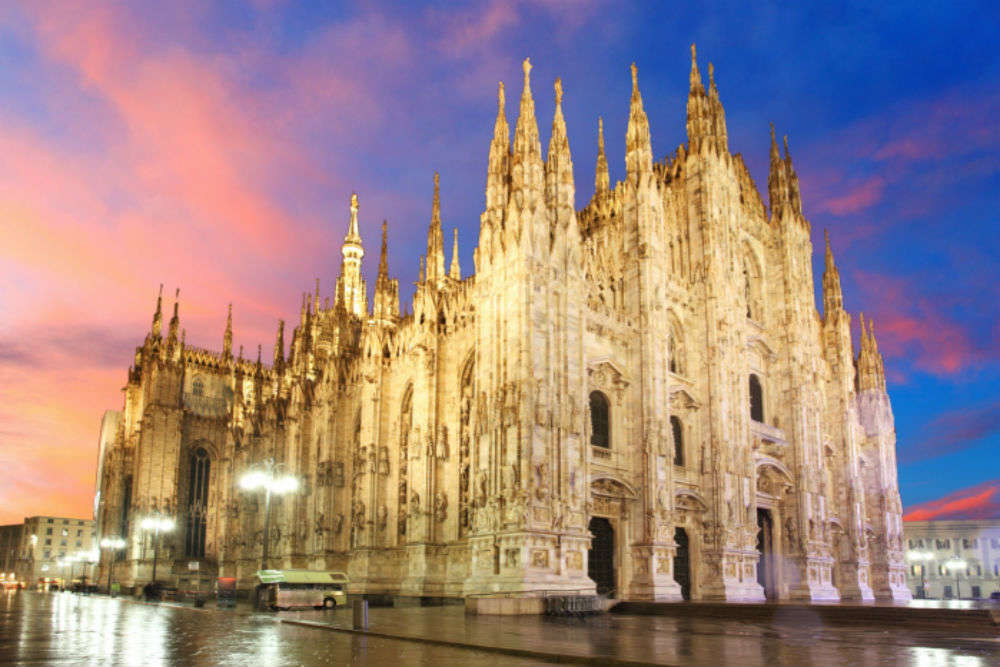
left=286, top=602, right=1000, bottom=667
left=0, top=591, right=552, bottom=666
left=3, top=590, right=999, bottom=666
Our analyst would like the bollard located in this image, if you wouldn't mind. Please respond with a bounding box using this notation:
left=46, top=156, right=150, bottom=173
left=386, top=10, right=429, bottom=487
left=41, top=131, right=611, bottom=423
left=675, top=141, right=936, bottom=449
left=353, top=598, right=369, bottom=630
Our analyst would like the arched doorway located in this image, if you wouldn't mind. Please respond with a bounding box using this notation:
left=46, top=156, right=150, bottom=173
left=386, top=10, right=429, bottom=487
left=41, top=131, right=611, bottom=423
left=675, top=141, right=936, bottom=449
left=588, top=517, right=615, bottom=596
left=756, top=508, right=775, bottom=599
left=674, top=527, right=691, bottom=600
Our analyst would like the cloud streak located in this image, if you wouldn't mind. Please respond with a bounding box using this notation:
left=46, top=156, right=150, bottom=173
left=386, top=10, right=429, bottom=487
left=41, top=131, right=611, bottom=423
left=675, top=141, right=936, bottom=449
left=904, top=480, right=1000, bottom=521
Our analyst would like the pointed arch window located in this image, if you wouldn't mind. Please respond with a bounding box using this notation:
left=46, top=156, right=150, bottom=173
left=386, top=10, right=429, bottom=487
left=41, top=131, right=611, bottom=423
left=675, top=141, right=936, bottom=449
left=590, top=391, right=610, bottom=449
left=192, top=377, right=204, bottom=396
left=749, top=374, right=764, bottom=423
left=671, top=416, right=684, bottom=466
left=668, top=327, right=685, bottom=376
left=184, top=447, right=210, bottom=558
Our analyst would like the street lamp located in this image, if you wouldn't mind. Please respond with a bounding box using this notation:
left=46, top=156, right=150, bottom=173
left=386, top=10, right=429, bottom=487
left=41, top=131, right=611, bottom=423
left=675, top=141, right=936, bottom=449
left=100, top=538, right=126, bottom=595
left=945, top=557, right=967, bottom=599
left=140, top=516, right=175, bottom=584
left=239, top=460, right=299, bottom=570
left=907, top=550, right=934, bottom=598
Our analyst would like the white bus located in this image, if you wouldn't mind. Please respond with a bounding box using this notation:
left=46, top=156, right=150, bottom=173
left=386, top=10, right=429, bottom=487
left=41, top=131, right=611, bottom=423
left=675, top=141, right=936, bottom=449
left=255, top=570, right=348, bottom=610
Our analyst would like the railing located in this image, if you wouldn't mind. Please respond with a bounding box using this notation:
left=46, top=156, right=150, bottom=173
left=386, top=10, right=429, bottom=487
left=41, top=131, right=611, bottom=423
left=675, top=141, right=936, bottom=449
left=183, top=393, right=229, bottom=418
left=590, top=446, right=630, bottom=469
left=750, top=420, right=787, bottom=446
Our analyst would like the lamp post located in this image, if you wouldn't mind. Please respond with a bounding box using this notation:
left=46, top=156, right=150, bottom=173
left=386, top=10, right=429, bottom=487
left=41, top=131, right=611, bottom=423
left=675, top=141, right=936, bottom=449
left=946, top=557, right=966, bottom=599
left=907, top=550, right=933, bottom=598
left=140, top=516, right=175, bottom=584
left=100, top=538, right=126, bottom=595
left=239, top=460, right=299, bottom=570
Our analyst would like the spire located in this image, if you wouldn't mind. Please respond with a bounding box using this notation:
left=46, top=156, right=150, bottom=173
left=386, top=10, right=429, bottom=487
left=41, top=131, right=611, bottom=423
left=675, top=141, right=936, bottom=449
left=373, top=220, right=400, bottom=322
left=223, top=303, right=233, bottom=359
left=545, top=77, right=574, bottom=218
left=274, top=320, right=285, bottom=371
left=822, top=230, right=844, bottom=315
left=449, top=227, right=461, bottom=280
left=335, top=192, right=367, bottom=317
left=256, top=344, right=262, bottom=368
left=150, top=284, right=164, bottom=340
left=427, top=172, right=446, bottom=281
left=167, top=288, right=180, bottom=344
left=768, top=123, right=789, bottom=219
left=314, top=278, right=320, bottom=314
left=783, top=135, right=802, bottom=215
left=626, top=62, right=653, bottom=180
left=595, top=117, right=609, bottom=195
left=486, top=81, right=510, bottom=217
left=419, top=255, right=425, bottom=283
left=511, top=57, right=543, bottom=206
left=378, top=219, right=389, bottom=281
left=689, top=43, right=702, bottom=91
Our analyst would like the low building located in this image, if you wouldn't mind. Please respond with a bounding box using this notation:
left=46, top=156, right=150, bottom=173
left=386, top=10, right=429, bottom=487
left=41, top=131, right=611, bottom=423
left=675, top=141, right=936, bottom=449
left=0, top=524, right=24, bottom=585
left=903, top=520, right=1000, bottom=599
left=0, top=517, right=97, bottom=588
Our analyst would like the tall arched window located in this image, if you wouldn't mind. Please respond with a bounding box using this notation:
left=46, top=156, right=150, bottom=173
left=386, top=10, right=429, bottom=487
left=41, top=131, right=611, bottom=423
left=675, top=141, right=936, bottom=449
left=671, top=416, right=684, bottom=466
left=590, top=391, right=610, bottom=448
left=668, top=328, right=684, bottom=375
left=749, top=374, right=764, bottom=423
left=192, top=377, right=204, bottom=396
left=185, top=447, right=210, bottom=558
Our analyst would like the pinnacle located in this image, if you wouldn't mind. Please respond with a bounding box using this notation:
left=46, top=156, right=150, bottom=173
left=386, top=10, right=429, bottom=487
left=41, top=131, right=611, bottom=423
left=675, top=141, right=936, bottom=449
left=689, top=43, right=702, bottom=89
left=345, top=192, right=362, bottom=244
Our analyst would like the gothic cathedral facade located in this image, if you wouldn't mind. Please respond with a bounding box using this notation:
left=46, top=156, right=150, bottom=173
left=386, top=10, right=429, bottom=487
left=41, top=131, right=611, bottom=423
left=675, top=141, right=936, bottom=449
left=95, top=49, right=910, bottom=602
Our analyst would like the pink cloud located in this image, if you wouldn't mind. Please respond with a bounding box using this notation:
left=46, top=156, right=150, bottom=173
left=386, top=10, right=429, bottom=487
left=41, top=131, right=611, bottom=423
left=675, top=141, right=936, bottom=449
left=853, top=269, right=996, bottom=377
left=816, top=175, right=886, bottom=216
left=904, top=480, right=1000, bottom=521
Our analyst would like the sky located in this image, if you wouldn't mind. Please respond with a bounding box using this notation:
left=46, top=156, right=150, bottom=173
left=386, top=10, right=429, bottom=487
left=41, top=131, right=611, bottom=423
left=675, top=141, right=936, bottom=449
left=0, top=1, right=998, bottom=525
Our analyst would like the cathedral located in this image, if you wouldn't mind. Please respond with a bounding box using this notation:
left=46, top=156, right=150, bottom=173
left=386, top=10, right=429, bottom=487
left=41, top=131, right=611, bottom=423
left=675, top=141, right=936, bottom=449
left=94, top=47, right=910, bottom=603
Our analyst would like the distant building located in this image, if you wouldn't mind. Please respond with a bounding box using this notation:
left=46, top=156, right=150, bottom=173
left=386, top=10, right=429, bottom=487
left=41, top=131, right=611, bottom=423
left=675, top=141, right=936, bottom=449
left=903, top=520, right=1000, bottom=599
left=0, top=517, right=97, bottom=587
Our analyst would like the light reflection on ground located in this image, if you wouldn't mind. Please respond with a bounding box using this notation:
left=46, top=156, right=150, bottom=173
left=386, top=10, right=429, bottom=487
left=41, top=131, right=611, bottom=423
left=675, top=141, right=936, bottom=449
left=1, top=590, right=998, bottom=666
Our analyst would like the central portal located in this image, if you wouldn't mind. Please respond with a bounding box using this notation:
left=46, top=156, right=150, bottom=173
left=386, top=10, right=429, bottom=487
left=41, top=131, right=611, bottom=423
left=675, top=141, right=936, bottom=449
left=587, top=517, right=615, bottom=596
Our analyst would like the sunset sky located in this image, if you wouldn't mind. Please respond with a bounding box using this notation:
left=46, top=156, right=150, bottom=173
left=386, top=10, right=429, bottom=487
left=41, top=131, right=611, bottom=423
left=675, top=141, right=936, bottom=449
left=1, top=1, right=998, bottom=525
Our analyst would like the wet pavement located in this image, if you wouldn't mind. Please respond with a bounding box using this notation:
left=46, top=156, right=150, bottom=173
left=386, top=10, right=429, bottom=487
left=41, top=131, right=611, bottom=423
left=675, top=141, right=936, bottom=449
left=285, top=603, right=1000, bottom=667
left=0, top=591, right=552, bottom=666
left=2, top=590, right=999, bottom=666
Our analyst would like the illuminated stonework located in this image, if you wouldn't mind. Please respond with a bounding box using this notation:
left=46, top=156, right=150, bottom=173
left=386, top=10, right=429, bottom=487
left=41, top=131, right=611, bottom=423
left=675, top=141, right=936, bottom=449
left=95, top=48, right=910, bottom=602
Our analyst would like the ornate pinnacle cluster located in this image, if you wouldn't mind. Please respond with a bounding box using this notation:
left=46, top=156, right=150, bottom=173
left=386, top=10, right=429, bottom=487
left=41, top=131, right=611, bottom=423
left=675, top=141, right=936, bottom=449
left=768, top=125, right=803, bottom=220
left=856, top=313, right=887, bottom=392
left=686, top=44, right=728, bottom=154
